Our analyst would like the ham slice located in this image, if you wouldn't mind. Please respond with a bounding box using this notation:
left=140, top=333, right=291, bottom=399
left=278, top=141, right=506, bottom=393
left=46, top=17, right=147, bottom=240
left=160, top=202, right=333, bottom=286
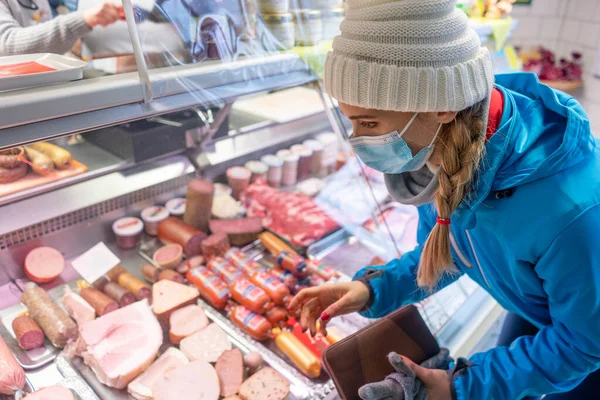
left=23, top=386, right=74, bottom=400
left=128, top=348, right=189, bottom=400
left=169, top=305, right=209, bottom=345
left=63, top=286, right=95, bottom=325
left=152, top=280, right=199, bottom=327
left=216, top=348, right=243, bottom=397
left=153, top=361, right=220, bottom=400
left=239, top=368, right=290, bottom=400
left=79, top=300, right=162, bottom=389
left=180, top=323, right=231, bottom=363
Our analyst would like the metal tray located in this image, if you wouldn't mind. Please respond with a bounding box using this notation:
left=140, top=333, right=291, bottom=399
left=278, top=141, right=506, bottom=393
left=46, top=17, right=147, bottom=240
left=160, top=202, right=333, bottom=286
left=0, top=54, right=87, bottom=91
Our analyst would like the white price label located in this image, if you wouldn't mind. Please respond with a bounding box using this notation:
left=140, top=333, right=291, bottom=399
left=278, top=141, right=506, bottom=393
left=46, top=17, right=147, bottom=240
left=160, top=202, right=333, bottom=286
left=71, top=242, right=120, bottom=284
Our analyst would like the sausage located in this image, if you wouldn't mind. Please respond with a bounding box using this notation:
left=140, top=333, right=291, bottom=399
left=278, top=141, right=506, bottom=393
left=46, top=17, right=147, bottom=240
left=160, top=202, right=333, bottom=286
left=0, top=163, right=27, bottom=183
left=183, top=179, right=213, bottom=233
left=118, top=272, right=152, bottom=301
left=158, top=269, right=185, bottom=284
left=264, top=306, right=288, bottom=327
left=21, top=282, right=77, bottom=348
left=177, top=255, right=204, bottom=274
left=30, top=142, right=71, bottom=169
left=309, top=275, right=326, bottom=287
left=249, top=270, right=290, bottom=306
left=23, top=146, right=54, bottom=176
left=274, top=331, right=321, bottom=378
left=157, top=217, right=207, bottom=257
left=207, top=257, right=245, bottom=284
left=153, top=244, right=183, bottom=269
left=106, top=265, right=128, bottom=282
left=0, top=336, right=25, bottom=395
left=229, top=306, right=272, bottom=341
left=103, top=282, right=136, bottom=307
left=230, top=278, right=272, bottom=314
left=93, top=277, right=110, bottom=292
left=24, top=246, right=65, bottom=284
left=276, top=251, right=307, bottom=275
left=186, top=267, right=230, bottom=309
left=0, top=147, right=26, bottom=169
left=200, top=232, right=230, bottom=258
left=258, top=231, right=293, bottom=256
left=224, top=249, right=263, bottom=276
left=306, top=259, right=338, bottom=281
left=80, top=287, right=119, bottom=316
left=12, top=315, right=44, bottom=350
left=269, top=267, right=298, bottom=290
left=141, top=264, right=160, bottom=282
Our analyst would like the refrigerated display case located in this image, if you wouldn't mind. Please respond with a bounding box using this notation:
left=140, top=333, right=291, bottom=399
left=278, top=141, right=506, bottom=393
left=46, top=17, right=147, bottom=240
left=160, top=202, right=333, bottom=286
left=0, top=2, right=505, bottom=399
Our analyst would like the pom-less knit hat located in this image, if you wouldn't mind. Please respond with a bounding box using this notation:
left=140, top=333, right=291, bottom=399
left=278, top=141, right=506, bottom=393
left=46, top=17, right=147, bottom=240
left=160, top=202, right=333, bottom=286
left=324, top=0, right=495, bottom=112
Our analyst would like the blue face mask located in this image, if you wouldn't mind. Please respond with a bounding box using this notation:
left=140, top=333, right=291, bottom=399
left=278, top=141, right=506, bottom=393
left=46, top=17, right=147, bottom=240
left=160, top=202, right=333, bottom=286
left=349, top=113, right=442, bottom=174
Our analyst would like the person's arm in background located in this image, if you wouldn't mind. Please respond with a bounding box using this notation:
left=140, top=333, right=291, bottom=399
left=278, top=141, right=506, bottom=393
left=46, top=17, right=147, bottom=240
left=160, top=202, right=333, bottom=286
left=452, top=204, right=600, bottom=399
left=0, top=1, right=122, bottom=56
left=353, top=205, right=464, bottom=319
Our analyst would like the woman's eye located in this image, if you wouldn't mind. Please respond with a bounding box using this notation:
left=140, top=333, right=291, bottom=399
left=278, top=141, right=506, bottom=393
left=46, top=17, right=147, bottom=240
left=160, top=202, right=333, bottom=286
left=360, top=121, right=377, bottom=129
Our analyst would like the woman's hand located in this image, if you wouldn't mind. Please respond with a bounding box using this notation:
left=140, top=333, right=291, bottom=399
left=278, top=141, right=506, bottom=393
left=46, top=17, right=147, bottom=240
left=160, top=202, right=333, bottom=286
left=83, top=2, right=125, bottom=28
left=401, top=356, right=452, bottom=400
left=287, top=281, right=370, bottom=336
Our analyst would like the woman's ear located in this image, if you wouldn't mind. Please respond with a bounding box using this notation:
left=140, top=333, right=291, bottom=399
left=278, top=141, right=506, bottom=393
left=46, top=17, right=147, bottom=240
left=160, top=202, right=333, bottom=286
left=435, top=111, right=458, bottom=124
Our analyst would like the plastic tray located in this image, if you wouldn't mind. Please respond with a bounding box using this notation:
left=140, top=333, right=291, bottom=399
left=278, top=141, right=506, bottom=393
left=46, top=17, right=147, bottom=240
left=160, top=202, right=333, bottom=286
left=0, top=54, right=87, bottom=91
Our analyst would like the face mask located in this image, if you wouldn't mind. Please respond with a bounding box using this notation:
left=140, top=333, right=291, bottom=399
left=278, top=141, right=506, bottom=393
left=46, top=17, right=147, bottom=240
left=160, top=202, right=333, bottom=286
left=349, top=113, right=442, bottom=174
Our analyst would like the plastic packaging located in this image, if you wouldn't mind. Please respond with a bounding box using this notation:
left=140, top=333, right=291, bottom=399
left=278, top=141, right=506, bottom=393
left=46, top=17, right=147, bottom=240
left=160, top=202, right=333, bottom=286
left=224, top=248, right=264, bottom=276
left=317, top=132, right=340, bottom=175
left=261, top=154, right=284, bottom=188
left=263, top=13, right=295, bottom=48
left=227, top=166, right=251, bottom=200
left=291, top=145, right=313, bottom=181
left=274, top=330, right=321, bottom=378
left=112, top=217, right=144, bottom=249
left=245, top=160, right=269, bottom=183
left=187, top=266, right=230, bottom=309
left=229, top=305, right=272, bottom=341
left=141, top=206, right=169, bottom=236
left=0, top=336, right=25, bottom=395
left=249, top=269, right=290, bottom=306
left=303, top=139, right=325, bottom=176
left=166, top=198, right=186, bottom=217
left=294, top=9, right=322, bottom=46
left=230, top=278, right=273, bottom=314
left=282, top=154, right=299, bottom=186
left=207, top=257, right=245, bottom=284
left=276, top=149, right=292, bottom=159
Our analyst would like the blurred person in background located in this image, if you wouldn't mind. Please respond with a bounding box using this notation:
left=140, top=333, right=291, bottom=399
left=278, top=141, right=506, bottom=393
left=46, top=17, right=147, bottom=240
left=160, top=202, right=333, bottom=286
left=0, top=0, right=124, bottom=56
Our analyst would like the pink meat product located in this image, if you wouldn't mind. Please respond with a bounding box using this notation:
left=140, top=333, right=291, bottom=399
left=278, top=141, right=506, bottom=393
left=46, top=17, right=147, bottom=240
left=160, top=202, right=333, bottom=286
left=153, top=244, right=184, bottom=269
left=238, top=367, right=290, bottom=400
left=103, top=282, right=137, bottom=307
left=201, top=232, right=231, bottom=258
left=63, top=286, right=96, bottom=325
left=153, top=360, right=220, bottom=400
left=23, top=386, right=74, bottom=400
left=176, top=255, right=204, bottom=275
left=180, top=323, right=231, bottom=363
left=227, top=167, right=251, bottom=200
left=12, top=316, right=44, bottom=350
left=157, top=217, right=207, bottom=257
left=209, top=218, right=263, bottom=247
left=184, top=179, right=214, bottom=233
left=169, top=304, right=209, bottom=345
left=79, top=299, right=163, bottom=389
left=24, top=246, right=65, bottom=284
left=0, top=336, right=25, bottom=395
left=127, top=348, right=189, bottom=400
left=242, top=182, right=339, bottom=247
left=215, top=348, right=244, bottom=397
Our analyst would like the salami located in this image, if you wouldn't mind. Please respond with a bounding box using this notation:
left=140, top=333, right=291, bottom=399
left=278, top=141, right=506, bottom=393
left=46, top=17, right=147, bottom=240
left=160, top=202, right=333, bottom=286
left=80, top=287, right=119, bottom=316
left=12, top=315, right=44, bottom=350
left=103, top=282, right=136, bottom=307
left=201, top=232, right=231, bottom=258
left=158, top=217, right=207, bottom=257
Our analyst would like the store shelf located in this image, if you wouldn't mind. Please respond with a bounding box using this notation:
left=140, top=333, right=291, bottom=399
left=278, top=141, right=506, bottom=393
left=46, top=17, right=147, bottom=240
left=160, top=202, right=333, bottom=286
left=0, top=53, right=315, bottom=150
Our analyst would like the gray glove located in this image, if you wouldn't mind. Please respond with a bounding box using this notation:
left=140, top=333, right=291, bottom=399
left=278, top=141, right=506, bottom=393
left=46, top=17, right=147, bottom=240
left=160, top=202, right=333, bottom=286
left=358, top=348, right=452, bottom=400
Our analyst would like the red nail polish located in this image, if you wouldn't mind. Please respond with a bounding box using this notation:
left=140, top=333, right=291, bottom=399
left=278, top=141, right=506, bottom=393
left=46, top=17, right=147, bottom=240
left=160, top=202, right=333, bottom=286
left=321, top=312, right=330, bottom=321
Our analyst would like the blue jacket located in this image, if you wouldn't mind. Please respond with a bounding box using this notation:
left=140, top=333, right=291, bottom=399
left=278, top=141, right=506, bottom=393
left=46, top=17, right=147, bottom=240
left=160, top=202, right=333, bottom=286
left=353, top=73, right=600, bottom=400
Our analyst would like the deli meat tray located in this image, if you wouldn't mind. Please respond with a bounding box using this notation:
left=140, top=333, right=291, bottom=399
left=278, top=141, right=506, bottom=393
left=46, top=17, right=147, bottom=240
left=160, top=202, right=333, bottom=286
left=0, top=53, right=87, bottom=91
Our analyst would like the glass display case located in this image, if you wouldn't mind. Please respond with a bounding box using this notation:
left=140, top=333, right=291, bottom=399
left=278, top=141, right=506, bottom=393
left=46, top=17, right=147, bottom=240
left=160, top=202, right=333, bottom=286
left=0, top=1, right=512, bottom=398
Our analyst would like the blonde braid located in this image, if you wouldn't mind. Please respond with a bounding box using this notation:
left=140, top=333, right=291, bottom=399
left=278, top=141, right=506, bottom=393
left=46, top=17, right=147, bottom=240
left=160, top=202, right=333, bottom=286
left=417, top=99, right=488, bottom=288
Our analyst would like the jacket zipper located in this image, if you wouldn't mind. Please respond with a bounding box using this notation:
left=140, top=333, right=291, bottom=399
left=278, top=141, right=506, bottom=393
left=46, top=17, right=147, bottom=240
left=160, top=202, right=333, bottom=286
left=464, top=230, right=492, bottom=289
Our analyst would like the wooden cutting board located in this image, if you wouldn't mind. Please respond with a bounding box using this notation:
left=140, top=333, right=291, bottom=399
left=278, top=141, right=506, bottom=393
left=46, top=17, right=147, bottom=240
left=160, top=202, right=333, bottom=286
left=0, top=160, right=88, bottom=197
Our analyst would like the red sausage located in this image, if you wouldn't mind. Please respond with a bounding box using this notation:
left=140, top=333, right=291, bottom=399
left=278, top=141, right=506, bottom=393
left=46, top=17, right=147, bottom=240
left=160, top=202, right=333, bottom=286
left=230, top=278, right=272, bottom=314
left=12, top=315, right=44, bottom=350
left=103, top=282, right=136, bottom=307
left=80, top=288, right=118, bottom=316
left=158, top=269, right=185, bottom=284
left=249, top=270, right=290, bottom=306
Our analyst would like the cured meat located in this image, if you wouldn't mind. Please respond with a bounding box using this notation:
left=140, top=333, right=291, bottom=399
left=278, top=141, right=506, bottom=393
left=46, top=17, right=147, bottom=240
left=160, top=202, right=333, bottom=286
left=80, top=288, right=118, bottom=316
left=224, top=249, right=263, bottom=276
left=12, top=316, right=44, bottom=350
left=127, top=348, right=189, bottom=400
left=153, top=360, right=220, bottom=400
left=238, top=367, right=290, bottom=400
left=249, top=270, right=290, bottom=306
left=103, top=282, right=136, bottom=307
left=243, top=352, right=263, bottom=373
left=230, top=279, right=272, bottom=314
left=215, top=348, right=243, bottom=397
left=152, top=280, right=199, bottom=327
left=63, top=286, right=95, bottom=325
left=24, top=247, right=65, bottom=284
left=201, top=232, right=231, bottom=258
left=180, top=323, right=231, bottom=363
left=184, top=179, right=214, bottom=233
left=242, top=182, right=339, bottom=247
left=186, top=267, right=230, bottom=310
left=158, top=217, right=207, bottom=257
left=209, top=218, right=263, bottom=247
left=158, top=269, right=185, bottom=284
left=142, top=264, right=160, bottom=282
left=177, top=255, right=204, bottom=274
left=229, top=306, right=272, bottom=341
left=169, top=305, right=209, bottom=345
left=0, top=336, right=25, bottom=395
left=23, top=386, right=74, bottom=400
left=118, top=272, right=152, bottom=301
left=21, top=283, right=77, bottom=349
left=224, top=396, right=242, bottom=400
left=79, top=300, right=163, bottom=389
left=207, top=257, right=244, bottom=284
left=153, top=244, right=183, bottom=269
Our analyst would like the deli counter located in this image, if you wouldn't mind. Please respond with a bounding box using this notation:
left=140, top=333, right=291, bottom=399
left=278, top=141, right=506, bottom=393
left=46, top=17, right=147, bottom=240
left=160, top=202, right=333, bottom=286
left=0, top=5, right=507, bottom=400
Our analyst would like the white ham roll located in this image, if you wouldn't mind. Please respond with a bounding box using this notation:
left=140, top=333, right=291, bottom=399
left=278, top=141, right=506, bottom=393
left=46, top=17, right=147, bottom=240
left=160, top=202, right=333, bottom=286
left=153, top=361, right=220, bottom=400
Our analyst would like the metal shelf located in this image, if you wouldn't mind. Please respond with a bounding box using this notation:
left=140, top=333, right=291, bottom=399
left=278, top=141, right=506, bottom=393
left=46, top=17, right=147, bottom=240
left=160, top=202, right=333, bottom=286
left=0, top=53, right=315, bottom=150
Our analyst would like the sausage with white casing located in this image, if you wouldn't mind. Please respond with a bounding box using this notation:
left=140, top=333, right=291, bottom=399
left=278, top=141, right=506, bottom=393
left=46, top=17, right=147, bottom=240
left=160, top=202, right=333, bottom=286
left=30, top=142, right=72, bottom=169
left=24, top=146, right=54, bottom=176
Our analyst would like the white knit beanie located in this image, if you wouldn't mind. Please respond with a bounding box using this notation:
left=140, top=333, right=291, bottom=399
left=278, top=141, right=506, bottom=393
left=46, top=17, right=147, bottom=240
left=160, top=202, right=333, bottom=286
left=324, top=0, right=495, bottom=112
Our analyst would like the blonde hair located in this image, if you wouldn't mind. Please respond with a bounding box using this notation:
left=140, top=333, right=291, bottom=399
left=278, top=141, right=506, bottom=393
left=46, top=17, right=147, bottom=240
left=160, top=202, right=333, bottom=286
left=417, top=99, right=488, bottom=288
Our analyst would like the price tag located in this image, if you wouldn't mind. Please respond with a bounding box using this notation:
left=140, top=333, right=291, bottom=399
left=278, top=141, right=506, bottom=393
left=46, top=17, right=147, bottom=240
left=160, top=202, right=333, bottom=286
left=71, top=242, right=120, bottom=284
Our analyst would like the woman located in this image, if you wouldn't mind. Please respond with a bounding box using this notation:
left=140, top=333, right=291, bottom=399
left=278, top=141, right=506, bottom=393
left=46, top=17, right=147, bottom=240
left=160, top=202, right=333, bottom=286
left=289, top=0, right=600, bottom=399
left=0, top=0, right=123, bottom=55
